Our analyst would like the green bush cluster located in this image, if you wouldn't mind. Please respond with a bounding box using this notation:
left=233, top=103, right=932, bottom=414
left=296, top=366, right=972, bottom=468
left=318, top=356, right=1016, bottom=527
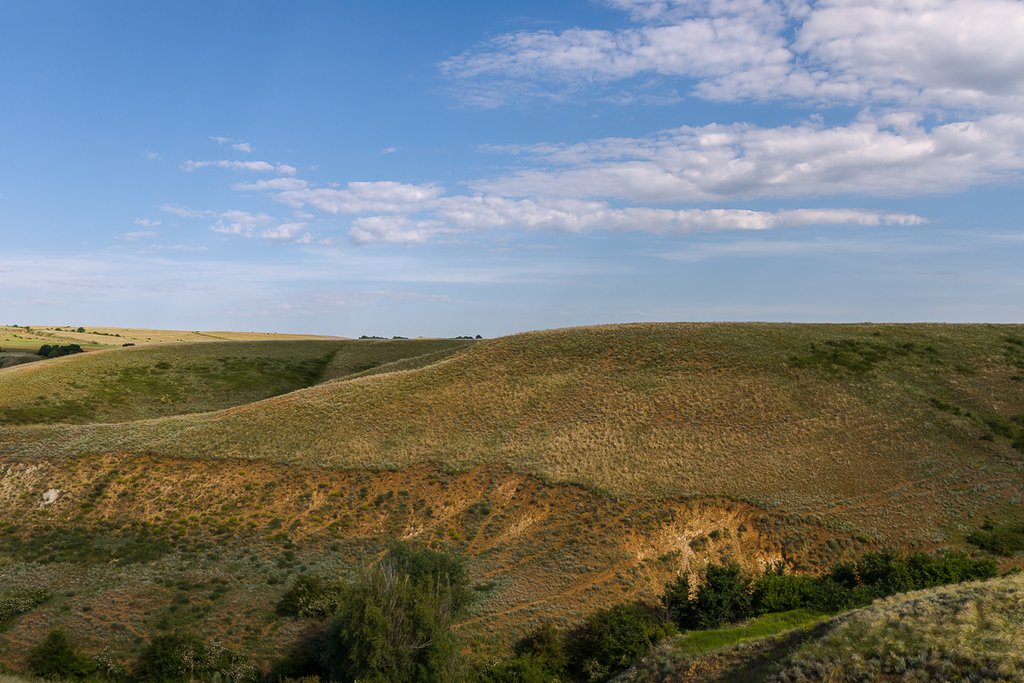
left=273, top=541, right=471, bottom=683
left=967, top=519, right=1024, bottom=556
left=663, top=552, right=998, bottom=633
left=38, top=343, right=84, bottom=358
left=0, top=588, right=50, bottom=628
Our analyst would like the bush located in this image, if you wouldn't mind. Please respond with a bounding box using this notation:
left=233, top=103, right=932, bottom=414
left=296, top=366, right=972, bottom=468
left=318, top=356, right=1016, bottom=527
left=567, top=603, right=675, bottom=682
left=26, top=629, right=97, bottom=680
left=133, top=633, right=253, bottom=682
left=662, top=573, right=697, bottom=630
left=0, top=588, right=50, bottom=627
left=38, top=343, right=83, bottom=358
left=321, top=557, right=461, bottom=683
left=690, top=563, right=753, bottom=629
left=968, top=519, right=1024, bottom=556
left=387, top=540, right=472, bottom=615
left=278, top=574, right=344, bottom=618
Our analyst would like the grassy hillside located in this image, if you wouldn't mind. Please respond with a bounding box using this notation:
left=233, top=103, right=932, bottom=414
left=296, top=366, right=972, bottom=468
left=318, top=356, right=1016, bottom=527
left=0, top=323, right=1021, bottom=675
left=0, top=324, right=343, bottom=351
left=2, top=323, right=1020, bottom=545
left=621, top=572, right=1024, bottom=682
left=0, top=454, right=843, bottom=671
left=0, top=339, right=471, bottom=424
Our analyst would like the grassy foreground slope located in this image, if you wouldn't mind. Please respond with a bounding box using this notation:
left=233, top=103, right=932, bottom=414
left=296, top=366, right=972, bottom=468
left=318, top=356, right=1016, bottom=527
left=1, top=323, right=1023, bottom=544
left=620, top=572, right=1024, bottom=682
left=0, top=339, right=470, bottom=424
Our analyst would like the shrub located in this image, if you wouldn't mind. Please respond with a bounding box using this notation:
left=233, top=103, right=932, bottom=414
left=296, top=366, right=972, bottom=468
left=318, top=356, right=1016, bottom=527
left=278, top=574, right=344, bottom=618
left=0, top=588, right=50, bottom=628
left=968, top=520, right=1024, bottom=556
left=37, top=343, right=84, bottom=358
left=133, top=633, right=206, bottom=682
left=690, top=562, right=753, bottom=629
left=387, top=540, right=472, bottom=615
left=320, top=557, right=461, bottom=683
left=26, top=629, right=97, bottom=680
left=662, top=573, right=697, bottom=630
left=567, top=603, right=675, bottom=682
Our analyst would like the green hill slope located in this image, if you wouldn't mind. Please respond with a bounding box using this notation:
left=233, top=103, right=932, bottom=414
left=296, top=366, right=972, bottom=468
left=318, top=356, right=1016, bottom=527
left=0, top=339, right=470, bottom=424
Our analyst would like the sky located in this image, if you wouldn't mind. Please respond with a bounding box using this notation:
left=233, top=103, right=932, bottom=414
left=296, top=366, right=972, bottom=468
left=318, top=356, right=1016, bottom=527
left=1, top=0, right=1023, bottom=337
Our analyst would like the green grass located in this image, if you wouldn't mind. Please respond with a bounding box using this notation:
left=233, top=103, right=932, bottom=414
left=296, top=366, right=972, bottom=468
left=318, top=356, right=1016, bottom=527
left=674, top=610, right=826, bottom=657
left=0, top=338, right=472, bottom=424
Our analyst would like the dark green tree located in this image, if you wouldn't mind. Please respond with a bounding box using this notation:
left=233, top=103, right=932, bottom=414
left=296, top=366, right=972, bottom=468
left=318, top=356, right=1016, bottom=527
left=26, top=629, right=97, bottom=680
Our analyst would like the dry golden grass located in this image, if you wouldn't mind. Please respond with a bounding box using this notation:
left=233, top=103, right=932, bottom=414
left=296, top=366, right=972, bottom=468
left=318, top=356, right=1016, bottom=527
left=0, top=324, right=344, bottom=350
left=3, top=323, right=1020, bottom=546
left=0, top=453, right=847, bottom=670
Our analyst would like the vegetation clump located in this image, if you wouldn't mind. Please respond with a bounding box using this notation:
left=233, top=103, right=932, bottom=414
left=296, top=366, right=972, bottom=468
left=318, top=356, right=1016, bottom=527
left=26, top=629, right=97, bottom=680
left=38, top=343, right=83, bottom=358
left=968, top=519, right=1024, bottom=556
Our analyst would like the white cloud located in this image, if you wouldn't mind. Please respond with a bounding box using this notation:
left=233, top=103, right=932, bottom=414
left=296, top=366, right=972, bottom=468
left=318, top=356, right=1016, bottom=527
left=276, top=164, right=298, bottom=176
left=348, top=194, right=923, bottom=244
left=183, top=160, right=276, bottom=173
left=210, top=210, right=274, bottom=237
left=442, top=0, right=1024, bottom=112
left=233, top=178, right=310, bottom=192
left=261, top=222, right=309, bottom=241
left=382, top=146, right=399, bottom=154
left=275, top=181, right=446, bottom=214
left=473, top=114, right=1024, bottom=201
left=133, top=218, right=162, bottom=228
left=117, top=230, right=158, bottom=241
left=161, top=204, right=214, bottom=219
left=211, top=136, right=253, bottom=153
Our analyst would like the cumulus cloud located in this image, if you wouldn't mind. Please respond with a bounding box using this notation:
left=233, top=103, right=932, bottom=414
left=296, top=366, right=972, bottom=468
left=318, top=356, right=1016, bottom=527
left=473, top=114, right=1024, bottom=201
left=274, top=181, right=446, bottom=214
left=133, top=218, right=162, bottom=228
left=261, top=222, right=309, bottom=241
left=442, top=0, right=1024, bottom=112
left=210, top=210, right=274, bottom=237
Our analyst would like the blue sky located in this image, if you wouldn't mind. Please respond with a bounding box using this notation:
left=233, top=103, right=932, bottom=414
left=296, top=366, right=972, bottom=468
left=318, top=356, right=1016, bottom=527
left=2, top=0, right=1023, bottom=337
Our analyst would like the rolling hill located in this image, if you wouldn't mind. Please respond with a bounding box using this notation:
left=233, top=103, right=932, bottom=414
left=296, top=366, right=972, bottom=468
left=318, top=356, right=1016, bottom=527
left=0, top=323, right=1021, bottom=673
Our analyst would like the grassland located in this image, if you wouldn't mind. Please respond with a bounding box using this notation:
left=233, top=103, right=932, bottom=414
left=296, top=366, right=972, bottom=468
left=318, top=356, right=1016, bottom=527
left=0, top=324, right=343, bottom=351
left=0, top=453, right=843, bottom=671
left=3, top=323, right=1021, bottom=546
left=0, top=338, right=471, bottom=424
left=619, top=573, right=1024, bottom=682
left=0, top=323, right=1022, bottom=675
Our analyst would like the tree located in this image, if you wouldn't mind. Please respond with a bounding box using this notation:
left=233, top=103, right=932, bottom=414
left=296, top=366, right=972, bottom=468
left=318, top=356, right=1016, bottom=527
left=320, top=545, right=466, bottom=683
left=690, top=563, right=753, bottom=629
left=567, top=603, right=675, bottom=682
left=26, top=629, right=97, bottom=680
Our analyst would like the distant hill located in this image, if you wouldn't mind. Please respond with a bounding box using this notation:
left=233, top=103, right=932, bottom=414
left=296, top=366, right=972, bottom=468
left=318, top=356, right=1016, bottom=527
left=0, top=338, right=470, bottom=423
